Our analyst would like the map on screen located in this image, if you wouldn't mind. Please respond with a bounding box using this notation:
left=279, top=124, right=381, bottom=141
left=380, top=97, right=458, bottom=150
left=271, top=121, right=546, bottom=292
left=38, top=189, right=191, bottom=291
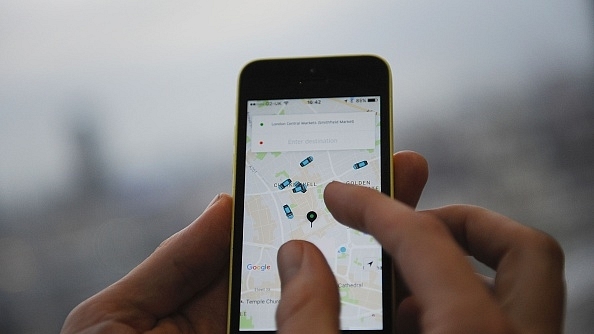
left=239, top=97, right=384, bottom=330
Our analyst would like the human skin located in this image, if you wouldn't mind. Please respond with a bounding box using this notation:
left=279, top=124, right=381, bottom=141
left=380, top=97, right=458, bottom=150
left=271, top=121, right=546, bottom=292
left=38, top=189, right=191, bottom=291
left=289, top=182, right=565, bottom=333
left=62, top=150, right=565, bottom=333
left=61, top=151, right=429, bottom=333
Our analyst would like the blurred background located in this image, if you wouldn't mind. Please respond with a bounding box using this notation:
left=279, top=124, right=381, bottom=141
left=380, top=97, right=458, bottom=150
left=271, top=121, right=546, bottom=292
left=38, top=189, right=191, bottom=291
left=1, top=0, right=593, bottom=332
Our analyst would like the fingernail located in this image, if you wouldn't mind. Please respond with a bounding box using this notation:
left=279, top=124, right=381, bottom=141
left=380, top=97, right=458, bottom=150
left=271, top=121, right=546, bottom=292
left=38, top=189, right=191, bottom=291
left=206, top=193, right=221, bottom=209
left=278, top=241, right=305, bottom=287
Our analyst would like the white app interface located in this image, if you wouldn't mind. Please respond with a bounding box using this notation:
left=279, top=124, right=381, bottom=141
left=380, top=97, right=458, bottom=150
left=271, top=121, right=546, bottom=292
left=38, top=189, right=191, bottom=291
left=240, top=97, right=383, bottom=330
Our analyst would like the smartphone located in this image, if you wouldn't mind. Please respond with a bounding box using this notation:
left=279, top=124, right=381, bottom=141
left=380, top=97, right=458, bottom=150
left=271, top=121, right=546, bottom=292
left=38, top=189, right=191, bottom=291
left=228, top=55, right=393, bottom=333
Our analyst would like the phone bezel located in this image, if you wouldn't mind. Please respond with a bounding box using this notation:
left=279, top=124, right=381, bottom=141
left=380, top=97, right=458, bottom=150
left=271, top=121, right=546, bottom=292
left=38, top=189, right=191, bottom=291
left=229, top=55, right=393, bottom=334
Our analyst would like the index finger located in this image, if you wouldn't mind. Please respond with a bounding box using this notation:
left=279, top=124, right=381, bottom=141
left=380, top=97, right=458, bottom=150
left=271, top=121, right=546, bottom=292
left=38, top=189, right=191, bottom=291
left=425, top=205, right=565, bottom=333
left=324, top=182, right=509, bottom=330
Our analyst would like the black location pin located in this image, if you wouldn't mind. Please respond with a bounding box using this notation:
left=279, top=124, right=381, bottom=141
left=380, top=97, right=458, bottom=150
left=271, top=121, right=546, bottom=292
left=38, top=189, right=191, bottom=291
left=306, top=211, right=317, bottom=228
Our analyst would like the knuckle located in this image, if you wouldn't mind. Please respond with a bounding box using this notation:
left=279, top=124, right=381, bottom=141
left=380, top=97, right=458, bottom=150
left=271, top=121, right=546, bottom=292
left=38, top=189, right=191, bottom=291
left=530, top=231, right=565, bottom=267
left=417, top=212, right=451, bottom=236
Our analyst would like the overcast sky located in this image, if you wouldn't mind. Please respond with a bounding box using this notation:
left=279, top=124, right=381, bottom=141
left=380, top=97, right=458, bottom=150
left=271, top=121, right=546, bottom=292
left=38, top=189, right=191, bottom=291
left=1, top=0, right=593, bottom=208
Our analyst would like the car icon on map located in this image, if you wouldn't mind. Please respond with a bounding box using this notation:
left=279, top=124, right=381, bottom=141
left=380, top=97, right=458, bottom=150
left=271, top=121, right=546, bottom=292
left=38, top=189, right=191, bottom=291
left=283, top=204, right=294, bottom=219
left=292, top=181, right=307, bottom=193
left=278, top=178, right=292, bottom=190
left=299, top=156, right=313, bottom=167
left=353, top=160, right=369, bottom=169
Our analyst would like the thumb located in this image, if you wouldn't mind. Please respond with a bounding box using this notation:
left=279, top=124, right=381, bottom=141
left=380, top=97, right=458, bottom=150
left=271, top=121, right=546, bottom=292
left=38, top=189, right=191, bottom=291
left=276, top=240, right=340, bottom=334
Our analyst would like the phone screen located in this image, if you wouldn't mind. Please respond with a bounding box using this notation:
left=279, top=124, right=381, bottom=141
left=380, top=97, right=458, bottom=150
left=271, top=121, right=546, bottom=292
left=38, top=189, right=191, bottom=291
left=237, top=96, right=385, bottom=331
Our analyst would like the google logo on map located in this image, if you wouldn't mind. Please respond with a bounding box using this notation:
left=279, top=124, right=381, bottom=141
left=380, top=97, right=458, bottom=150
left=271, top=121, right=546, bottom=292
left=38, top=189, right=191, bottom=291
left=246, top=264, right=272, bottom=271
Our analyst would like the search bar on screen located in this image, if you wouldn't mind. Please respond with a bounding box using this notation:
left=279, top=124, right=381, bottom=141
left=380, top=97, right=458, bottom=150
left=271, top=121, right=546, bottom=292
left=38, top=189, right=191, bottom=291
left=251, top=112, right=376, bottom=152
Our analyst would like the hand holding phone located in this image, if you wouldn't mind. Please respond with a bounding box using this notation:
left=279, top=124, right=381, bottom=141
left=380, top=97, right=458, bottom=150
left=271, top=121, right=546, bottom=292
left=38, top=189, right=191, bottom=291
left=61, top=151, right=434, bottom=334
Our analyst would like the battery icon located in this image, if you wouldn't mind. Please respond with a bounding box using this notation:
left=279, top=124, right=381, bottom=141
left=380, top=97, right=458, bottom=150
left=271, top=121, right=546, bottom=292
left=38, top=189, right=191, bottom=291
left=368, top=98, right=376, bottom=102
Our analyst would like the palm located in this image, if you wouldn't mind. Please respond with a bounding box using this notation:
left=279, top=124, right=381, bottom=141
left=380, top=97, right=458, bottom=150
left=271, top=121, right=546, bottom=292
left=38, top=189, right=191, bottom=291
left=148, top=267, right=229, bottom=334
